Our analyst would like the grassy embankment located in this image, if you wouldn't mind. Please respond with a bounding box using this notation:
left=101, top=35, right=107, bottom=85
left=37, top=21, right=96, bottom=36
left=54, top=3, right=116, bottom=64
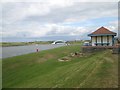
left=2, top=45, right=118, bottom=88
left=0, top=60, right=2, bottom=89
left=1, top=41, right=83, bottom=47
left=0, top=41, right=52, bottom=47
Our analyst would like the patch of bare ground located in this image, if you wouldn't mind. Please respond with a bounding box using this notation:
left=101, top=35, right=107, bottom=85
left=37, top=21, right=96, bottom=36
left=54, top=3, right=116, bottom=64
left=36, top=58, right=47, bottom=63
left=36, top=54, right=55, bottom=63
left=58, top=52, right=85, bottom=62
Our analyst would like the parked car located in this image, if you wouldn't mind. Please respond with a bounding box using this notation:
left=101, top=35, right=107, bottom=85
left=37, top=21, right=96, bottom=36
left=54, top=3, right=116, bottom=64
left=52, top=40, right=67, bottom=45
left=83, top=42, right=91, bottom=46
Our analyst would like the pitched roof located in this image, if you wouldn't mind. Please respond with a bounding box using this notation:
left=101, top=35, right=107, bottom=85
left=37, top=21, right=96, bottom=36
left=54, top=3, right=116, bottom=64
left=88, top=26, right=116, bottom=36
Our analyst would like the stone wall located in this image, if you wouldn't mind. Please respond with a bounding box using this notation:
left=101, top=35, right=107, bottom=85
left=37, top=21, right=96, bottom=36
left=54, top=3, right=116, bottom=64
left=82, top=46, right=106, bottom=53
left=82, top=46, right=120, bottom=54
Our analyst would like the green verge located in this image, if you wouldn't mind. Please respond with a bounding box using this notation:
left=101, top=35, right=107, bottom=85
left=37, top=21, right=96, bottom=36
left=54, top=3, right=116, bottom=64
left=1, top=41, right=83, bottom=47
left=0, top=60, right=2, bottom=89
left=2, top=45, right=118, bottom=88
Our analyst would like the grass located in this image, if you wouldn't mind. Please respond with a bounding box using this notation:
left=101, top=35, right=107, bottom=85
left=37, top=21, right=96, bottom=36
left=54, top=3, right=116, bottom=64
left=1, top=41, right=83, bottom=47
left=0, top=60, right=2, bottom=89
left=2, top=45, right=118, bottom=88
left=1, top=42, right=29, bottom=47
left=0, top=41, right=52, bottom=47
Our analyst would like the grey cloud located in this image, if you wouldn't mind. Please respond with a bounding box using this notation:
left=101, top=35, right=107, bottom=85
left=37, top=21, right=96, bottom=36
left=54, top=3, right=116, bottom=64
left=23, top=2, right=117, bottom=23
left=2, top=2, right=118, bottom=41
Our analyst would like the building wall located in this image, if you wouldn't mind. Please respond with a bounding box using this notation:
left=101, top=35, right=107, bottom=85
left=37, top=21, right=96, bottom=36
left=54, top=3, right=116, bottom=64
left=103, top=36, right=107, bottom=43
left=91, top=36, right=113, bottom=46
left=109, top=36, right=112, bottom=46
left=97, top=36, right=101, bottom=43
left=102, top=36, right=112, bottom=46
left=91, top=36, right=96, bottom=46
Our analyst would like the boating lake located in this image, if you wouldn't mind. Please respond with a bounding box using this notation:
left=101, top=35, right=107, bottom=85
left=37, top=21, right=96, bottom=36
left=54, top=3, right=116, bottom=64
left=1, top=44, right=65, bottom=59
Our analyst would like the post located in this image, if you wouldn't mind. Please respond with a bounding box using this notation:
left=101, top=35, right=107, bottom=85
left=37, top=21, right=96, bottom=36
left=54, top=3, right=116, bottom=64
left=96, top=36, right=97, bottom=46
left=101, top=36, right=103, bottom=46
left=91, top=36, right=92, bottom=45
left=107, top=35, right=109, bottom=46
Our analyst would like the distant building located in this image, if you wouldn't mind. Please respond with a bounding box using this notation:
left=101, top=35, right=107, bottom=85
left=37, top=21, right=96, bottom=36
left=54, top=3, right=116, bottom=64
left=88, top=27, right=117, bottom=46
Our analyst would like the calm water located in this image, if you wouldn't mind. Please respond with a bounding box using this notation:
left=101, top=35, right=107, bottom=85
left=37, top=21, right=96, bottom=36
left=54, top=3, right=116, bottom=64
left=1, top=44, right=65, bottom=59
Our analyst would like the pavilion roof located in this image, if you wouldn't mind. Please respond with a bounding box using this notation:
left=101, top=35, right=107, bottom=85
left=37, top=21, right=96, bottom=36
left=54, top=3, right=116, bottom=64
left=88, top=26, right=117, bottom=36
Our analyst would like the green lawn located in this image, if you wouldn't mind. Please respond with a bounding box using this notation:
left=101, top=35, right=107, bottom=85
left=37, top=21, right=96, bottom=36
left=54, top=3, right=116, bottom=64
left=1, top=41, right=82, bottom=47
left=1, top=42, right=29, bottom=47
left=0, top=41, right=52, bottom=47
left=0, top=60, right=2, bottom=89
left=2, top=45, right=118, bottom=88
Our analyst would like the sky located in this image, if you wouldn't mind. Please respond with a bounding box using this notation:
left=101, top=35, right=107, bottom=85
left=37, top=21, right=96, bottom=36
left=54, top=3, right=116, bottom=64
left=1, top=0, right=119, bottom=42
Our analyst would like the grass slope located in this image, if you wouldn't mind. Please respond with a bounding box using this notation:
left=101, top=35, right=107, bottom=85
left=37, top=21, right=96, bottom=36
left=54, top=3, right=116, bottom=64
left=2, top=45, right=118, bottom=88
left=0, top=60, right=2, bottom=89
left=1, top=41, right=82, bottom=47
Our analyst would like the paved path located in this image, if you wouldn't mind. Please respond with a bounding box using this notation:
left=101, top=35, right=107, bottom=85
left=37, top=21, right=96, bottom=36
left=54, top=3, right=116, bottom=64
left=1, top=44, right=65, bottom=59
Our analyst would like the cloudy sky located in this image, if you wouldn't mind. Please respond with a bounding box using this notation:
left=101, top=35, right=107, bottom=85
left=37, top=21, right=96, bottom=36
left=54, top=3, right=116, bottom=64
left=1, top=0, right=119, bottom=42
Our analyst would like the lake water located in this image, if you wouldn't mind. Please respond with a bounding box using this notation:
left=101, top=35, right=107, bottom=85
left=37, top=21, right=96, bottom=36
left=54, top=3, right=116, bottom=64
left=1, top=44, right=65, bottom=59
